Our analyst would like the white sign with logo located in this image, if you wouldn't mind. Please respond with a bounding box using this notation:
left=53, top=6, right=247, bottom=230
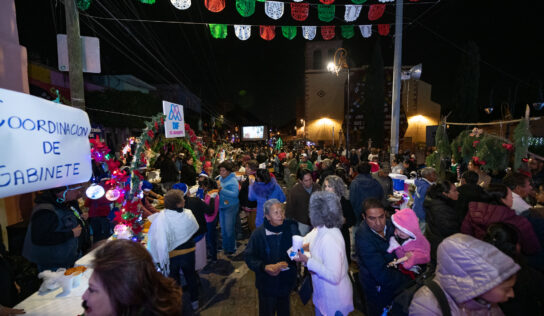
left=162, top=101, right=185, bottom=138
left=0, top=88, right=92, bottom=198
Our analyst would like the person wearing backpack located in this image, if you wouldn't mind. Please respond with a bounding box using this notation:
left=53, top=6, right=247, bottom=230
left=409, top=233, right=520, bottom=315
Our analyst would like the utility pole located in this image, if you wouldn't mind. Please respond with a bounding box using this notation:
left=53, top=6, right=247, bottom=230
left=390, top=0, right=403, bottom=160
left=64, top=0, right=85, bottom=110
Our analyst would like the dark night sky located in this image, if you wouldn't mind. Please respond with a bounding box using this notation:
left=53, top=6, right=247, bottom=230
left=14, top=0, right=544, bottom=127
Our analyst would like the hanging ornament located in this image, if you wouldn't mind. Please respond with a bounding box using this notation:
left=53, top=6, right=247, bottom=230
left=378, top=23, right=390, bottom=36
left=77, top=0, right=92, bottom=11
left=86, top=183, right=105, bottom=200
left=351, top=0, right=367, bottom=4
left=171, top=0, right=191, bottom=9
left=320, top=0, right=335, bottom=4
left=341, top=25, right=355, bottom=39
left=291, top=3, right=309, bottom=21
left=265, top=1, right=284, bottom=20
left=260, top=25, right=276, bottom=41
left=282, top=26, right=297, bottom=40
left=105, top=188, right=122, bottom=201
left=302, top=26, right=317, bottom=40
left=344, top=5, right=362, bottom=22
left=318, top=4, right=335, bottom=22
left=368, top=4, right=386, bottom=21
left=359, top=24, right=372, bottom=38
left=321, top=25, right=336, bottom=40
left=114, top=224, right=132, bottom=240
left=209, top=24, right=228, bottom=39
left=234, top=25, right=251, bottom=40
left=204, top=0, right=225, bottom=12
left=236, top=0, right=256, bottom=17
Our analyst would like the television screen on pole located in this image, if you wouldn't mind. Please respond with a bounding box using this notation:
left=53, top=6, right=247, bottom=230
left=242, top=126, right=266, bottom=141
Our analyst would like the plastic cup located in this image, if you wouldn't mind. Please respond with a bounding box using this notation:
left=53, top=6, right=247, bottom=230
left=292, top=235, right=303, bottom=252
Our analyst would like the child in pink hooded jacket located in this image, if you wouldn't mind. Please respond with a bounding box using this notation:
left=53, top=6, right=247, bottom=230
left=387, top=208, right=430, bottom=273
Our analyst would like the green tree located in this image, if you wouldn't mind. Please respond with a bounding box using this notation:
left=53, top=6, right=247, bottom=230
left=362, top=39, right=385, bottom=147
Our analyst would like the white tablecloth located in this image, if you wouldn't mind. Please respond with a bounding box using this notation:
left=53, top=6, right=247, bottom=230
left=14, top=247, right=100, bottom=316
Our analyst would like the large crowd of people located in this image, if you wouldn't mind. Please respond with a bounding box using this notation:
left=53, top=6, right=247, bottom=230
left=2, top=142, right=544, bottom=315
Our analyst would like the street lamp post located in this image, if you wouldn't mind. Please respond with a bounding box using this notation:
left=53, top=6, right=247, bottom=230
left=328, top=48, right=350, bottom=153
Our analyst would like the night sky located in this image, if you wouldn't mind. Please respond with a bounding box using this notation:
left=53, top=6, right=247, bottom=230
left=14, top=0, right=544, bottom=127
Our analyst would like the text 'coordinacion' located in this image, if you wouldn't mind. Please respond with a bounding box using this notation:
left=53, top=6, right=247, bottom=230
left=0, top=116, right=89, bottom=137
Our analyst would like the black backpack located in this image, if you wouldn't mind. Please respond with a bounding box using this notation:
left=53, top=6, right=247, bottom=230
left=387, top=271, right=452, bottom=316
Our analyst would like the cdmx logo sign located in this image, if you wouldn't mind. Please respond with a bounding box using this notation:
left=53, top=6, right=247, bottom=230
left=168, top=104, right=183, bottom=121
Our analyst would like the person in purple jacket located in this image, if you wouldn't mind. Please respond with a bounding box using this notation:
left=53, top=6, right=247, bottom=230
left=249, top=168, right=286, bottom=227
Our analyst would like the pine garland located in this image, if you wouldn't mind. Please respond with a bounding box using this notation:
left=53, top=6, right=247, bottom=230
left=513, top=118, right=531, bottom=170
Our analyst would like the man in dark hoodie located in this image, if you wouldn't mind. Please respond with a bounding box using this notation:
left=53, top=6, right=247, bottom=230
left=349, top=162, right=384, bottom=225
left=23, top=185, right=84, bottom=272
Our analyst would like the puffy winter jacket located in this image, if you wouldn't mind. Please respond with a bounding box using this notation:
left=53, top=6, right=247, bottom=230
left=388, top=208, right=430, bottom=269
left=410, top=233, right=520, bottom=316
left=248, top=178, right=286, bottom=227
left=461, top=201, right=542, bottom=255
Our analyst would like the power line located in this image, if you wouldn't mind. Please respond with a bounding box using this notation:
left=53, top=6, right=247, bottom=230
left=86, top=107, right=153, bottom=118
left=79, top=12, right=411, bottom=27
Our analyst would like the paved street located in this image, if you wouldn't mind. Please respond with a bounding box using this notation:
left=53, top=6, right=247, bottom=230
left=194, top=238, right=367, bottom=316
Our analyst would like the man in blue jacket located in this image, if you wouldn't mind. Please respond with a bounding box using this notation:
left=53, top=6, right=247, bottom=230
left=350, top=162, right=384, bottom=225
left=355, top=198, right=411, bottom=316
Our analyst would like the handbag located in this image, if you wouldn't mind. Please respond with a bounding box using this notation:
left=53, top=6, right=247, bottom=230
left=297, top=268, right=313, bottom=305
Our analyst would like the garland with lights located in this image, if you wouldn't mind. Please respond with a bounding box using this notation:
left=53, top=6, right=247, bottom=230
left=129, top=114, right=205, bottom=196
left=89, top=136, right=145, bottom=241
left=88, top=115, right=205, bottom=241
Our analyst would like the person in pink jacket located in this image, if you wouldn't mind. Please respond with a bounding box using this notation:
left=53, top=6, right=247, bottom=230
left=386, top=208, right=431, bottom=274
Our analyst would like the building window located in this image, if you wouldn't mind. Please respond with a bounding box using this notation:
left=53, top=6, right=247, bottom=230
left=313, top=50, right=322, bottom=69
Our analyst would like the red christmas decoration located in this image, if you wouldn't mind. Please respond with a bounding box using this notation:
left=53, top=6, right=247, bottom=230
left=291, top=2, right=309, bottom=21
left=321, top=26, right=336, bottom=40
left=378, top=24, right=390, bottom=36
left=154, top=121, right=159, bottom=130
left=205, top=0, right=225, bottom=12
left=147, top=130, right=154, bottom=138
left=502, top=143, right=514, bottom=151
left=473, top=140, right=480, bottom=147
left=320, top=0, right=335, bottom=4
left=260, top=25, right=276, bottom=41
left=368, top=4, right=386, bottom=21
left=145, top=140, right=150, bottom=149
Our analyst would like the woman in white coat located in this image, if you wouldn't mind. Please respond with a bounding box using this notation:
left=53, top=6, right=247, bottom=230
left=295, top=191, right=354, bottom=316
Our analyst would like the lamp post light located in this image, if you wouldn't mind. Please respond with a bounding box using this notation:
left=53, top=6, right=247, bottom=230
left=328, top=48, right=350, bottom=154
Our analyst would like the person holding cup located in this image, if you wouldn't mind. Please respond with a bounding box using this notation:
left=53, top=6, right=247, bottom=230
left=245, top=199, right=300, bottom=316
